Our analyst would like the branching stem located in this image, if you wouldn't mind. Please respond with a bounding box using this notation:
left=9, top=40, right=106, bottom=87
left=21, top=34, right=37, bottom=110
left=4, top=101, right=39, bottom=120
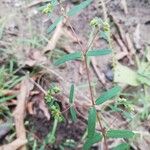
left=66, top=16, right=108, bottom=150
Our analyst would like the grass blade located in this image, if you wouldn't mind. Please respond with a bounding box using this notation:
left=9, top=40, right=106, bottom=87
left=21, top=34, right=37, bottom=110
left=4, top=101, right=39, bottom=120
left=107, top=129, right=135, bottom=139
left=68, top=0, right=92, bottom=17
left=96, top=86, right=121, bottom=105
left=54, top=52, right=82, bottom=66
left=0, top=95, right=16, bottom=103
left=86, top=48, right=112, bottom=57
left=83, top=132, right=102, bottom=150
left=87, top=107, right=96, bottom=138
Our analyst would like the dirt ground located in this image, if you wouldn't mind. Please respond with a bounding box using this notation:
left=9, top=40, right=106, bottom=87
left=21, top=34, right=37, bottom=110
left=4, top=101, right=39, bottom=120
left=0, top=0, right=150, bottom=150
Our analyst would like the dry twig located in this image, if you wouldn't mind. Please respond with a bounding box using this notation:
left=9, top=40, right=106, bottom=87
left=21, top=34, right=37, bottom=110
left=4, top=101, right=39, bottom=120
left=110, top=14, right=126, bottom=43
left=13, top=77, right=33, bottom=150
left=113, top=34, right=128, bottom=60
left=44, top=19, right=65, bottom=53
left=125, top=33, right=136, bottom=60
left=111, top=14, right=135, bottom=64
left=0, top=139, right=27, bottom=150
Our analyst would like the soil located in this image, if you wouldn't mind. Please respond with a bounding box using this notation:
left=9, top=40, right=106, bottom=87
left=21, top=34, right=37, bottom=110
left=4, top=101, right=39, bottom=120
left=0, top=0, right=150, bottom=149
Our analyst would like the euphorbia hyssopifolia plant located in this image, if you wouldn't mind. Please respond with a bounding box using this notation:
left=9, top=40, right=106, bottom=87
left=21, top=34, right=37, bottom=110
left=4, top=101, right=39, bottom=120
left=44, top=0, right=135, bottom=149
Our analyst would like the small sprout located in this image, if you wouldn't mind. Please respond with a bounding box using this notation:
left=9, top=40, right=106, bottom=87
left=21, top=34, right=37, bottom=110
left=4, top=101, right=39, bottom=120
left=42, top=3, right=53, bottom=14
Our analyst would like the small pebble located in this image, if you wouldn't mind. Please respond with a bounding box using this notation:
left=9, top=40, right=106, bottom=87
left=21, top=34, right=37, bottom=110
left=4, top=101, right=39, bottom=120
left=105, top=68, right=114, bottom=81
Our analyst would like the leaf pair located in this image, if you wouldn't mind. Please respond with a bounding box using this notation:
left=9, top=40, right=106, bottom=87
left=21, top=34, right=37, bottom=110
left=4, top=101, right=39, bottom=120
left=47, top=0, right=93, bottom=33
left=54, top=49, right=112, bottom=66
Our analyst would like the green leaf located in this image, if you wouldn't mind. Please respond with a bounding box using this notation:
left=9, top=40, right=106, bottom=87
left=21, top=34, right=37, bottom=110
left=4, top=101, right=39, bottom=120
left=107, top=129, right=135, bottom=139
left=86, top=49, right=112, bottom=57
left=96, top=86, right=121, bottom=105
left=83, top=132, right=102, bottom=150
left=87, top=107, right=96, bottom=138
left=54, top=52, right=82, bottom=66
left=70, top=106, right=77, bottom=122
left=112, top=143, right=130, bottom=150
left=100, top=31, right=109, bottom=42
left=68, top=0, right=92, bottom=17
left=69, top=84, right=75, bottom=104
left=114, top=63, right=139, bottom=86
left=47, top=16, right=63, bottom=33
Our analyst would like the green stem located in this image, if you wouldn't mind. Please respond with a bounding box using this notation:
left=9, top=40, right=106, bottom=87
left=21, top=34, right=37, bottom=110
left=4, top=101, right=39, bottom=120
left=51, top=118, right=58, bottom=137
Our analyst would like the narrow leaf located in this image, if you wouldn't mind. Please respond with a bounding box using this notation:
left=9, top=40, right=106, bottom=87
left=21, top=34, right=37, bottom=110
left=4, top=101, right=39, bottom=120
left=107, top=129, right=135, bottom=139
left=100, top=31, right=109, bottom=42
left=96, top=86, right=121, bottom=105
left=87, top=107, right=96, bottom=138
left=86, top=49, right=112, bottom=57
left=54, top=52, right=82, bottom=66
left=69, top=84, right=75, bottom=104
left=70, top=106, right=77, bottom=122
left=68, top=0, right=92, bottom=17
left=83, top=132, right=102, bottom=150
left=47, top=16, right=63, bottom=33
left=112, top=143, right=130, bottom=150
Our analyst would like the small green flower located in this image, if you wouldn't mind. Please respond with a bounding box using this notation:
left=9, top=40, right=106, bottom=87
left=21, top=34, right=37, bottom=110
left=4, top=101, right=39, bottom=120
left=103, top=21, right=110, bottom=32
left=117, top=98, right=134, bottom=112
left=90, top=17, right=102, bottom=27
left=42, top=3, right=53, bottom=14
